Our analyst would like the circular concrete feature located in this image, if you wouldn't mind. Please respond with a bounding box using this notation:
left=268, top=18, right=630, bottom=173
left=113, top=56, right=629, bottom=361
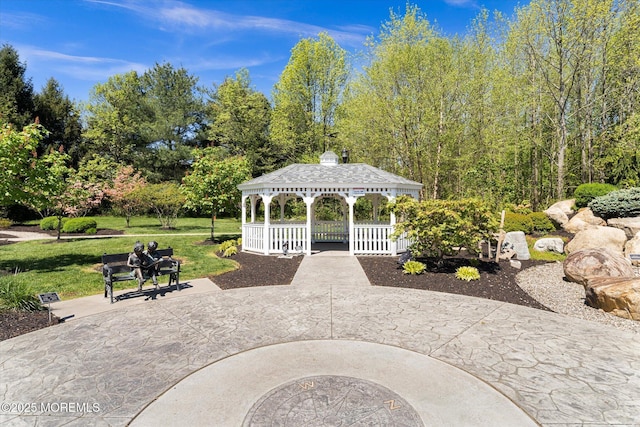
left=131, top=340, right=538, bottom=426
left=244, top=375, right=424, bottom=426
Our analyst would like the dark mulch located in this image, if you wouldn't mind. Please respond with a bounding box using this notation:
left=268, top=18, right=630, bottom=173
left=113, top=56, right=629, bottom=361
left=0, top=310, right=60, bottom=341
left=212, top=250, right=304, bottom=289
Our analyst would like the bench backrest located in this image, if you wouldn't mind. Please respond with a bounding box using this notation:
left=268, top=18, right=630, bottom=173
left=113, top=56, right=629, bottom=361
left=102, top=247, right=174, bottom=265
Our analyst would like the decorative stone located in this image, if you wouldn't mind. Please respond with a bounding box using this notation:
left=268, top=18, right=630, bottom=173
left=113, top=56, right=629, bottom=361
left=544, top=199, right=575, bottom=226
left=585, top=276, right=640, bottom=321
left=509, top=259, right=522, bottom=269
left=624, top=232, right=640, bottom=266
left=607, top=217, right=640, bottom=239
left=503, top=231, right=530, bottom=260
left=563, top=248, right=634, bottom=286
left=563, top=208, right=605, bottom=234
left=565, top=226, right=627, bottom=255
left=533, top=237, right=564, bottom=253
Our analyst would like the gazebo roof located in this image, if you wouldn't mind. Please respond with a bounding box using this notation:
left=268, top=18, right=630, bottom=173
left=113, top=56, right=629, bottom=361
left=238, top=151, right=423, bottom=196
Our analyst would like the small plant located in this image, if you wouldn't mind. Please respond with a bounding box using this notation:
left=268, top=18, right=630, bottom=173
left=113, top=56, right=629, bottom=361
left=236, top=237, right=242, bottom=246
left=403, top=260, right=426, bottom=275
left=528, top=212, right=556, bottom=233
left=218, top=239, right=237, bottom=253
left=0, top=218, right=12, bottom=229
left=502, top=212, right=534, bottom=234
left=0, top=277, right=43, bottom=311
left=589, top=187, right=640, bottom=219
left=455, top=266, right=480, bottom=281
left=468, top=258, right=480, bottom=267
left=222, top=245, right=238, bottom=257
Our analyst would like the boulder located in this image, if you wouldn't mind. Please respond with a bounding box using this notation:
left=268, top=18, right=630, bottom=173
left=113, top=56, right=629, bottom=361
left=624, top=232, right=640, bottom=266
left=607, top=217, right=640, bottom=239
left=585, top=276, right=640, bottom=321
left=502, top=231, right=530, bottom=260
left=544, top=199, right=575, bottom=226
left=565, top=226, right=627, bottom=255
left=563, top=207, right=606, bottom=234
left=563, top=248, right=634, bottom=285
left=533, top=237, right=565, bottom=253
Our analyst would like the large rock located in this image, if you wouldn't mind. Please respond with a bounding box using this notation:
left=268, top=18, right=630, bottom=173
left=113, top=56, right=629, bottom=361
left=585, top=277, right=640, bottom=321
left=563, top=207, right=606, bottom=234
left=565, top=226, right=627, bottom=255
left=544, top=199, right=575, bottom=226
left=625, top=232, right=640, bottom=266
left=608, top=217, right=640, bottom=239
left=502, top=231, right=530, bottom=260
left=533, top=237, right=565, bottom=253
left=563, top=248, right=634, bottom=285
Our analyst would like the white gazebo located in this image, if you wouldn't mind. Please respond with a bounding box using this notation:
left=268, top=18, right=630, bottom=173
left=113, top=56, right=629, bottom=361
left=238, top=151, right=422, bottom=256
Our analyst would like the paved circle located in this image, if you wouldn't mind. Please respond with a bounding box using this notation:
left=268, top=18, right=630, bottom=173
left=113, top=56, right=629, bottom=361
left=243, top=375, right=424, bottom=426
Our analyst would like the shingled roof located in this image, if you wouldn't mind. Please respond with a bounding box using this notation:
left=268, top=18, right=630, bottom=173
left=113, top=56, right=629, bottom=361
left=238, top=152, right=423, bottom=194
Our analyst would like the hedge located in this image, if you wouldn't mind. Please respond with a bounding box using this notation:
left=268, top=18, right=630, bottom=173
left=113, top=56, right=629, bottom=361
left=61, top=218, right=98, bottom=234
left=574, top=183, right=617, bottom=208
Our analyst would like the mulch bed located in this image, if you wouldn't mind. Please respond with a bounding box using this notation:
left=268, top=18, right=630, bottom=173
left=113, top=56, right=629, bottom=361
left=0, top=310, right=60, bottom=341
left=211, top=251, right=304, bottom=289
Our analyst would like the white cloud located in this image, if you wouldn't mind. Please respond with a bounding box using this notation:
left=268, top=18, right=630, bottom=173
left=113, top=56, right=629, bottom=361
left=443, top=0, right=478, bottom=7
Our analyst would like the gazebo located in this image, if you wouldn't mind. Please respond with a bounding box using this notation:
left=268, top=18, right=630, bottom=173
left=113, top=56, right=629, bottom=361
left=238, top=151, right=423, bottom=256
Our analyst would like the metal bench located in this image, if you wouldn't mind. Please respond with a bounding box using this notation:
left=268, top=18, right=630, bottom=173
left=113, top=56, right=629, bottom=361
left=102, top=248, right=181, bottom=304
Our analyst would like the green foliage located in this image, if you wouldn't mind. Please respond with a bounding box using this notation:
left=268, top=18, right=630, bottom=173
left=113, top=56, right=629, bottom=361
left=502, top=212, right=534, bottom=234
left=402, top=260, right=426, bottom=275
left=0, top=45, right=34, bottom=129
left=588, top=187, right=640, bottom=220
left=62, top=217, right=98, bottom=234
left=455, top=266, right=480, bottom=281
left=391, top=196, right=498, bottom=260
left=218, top=239, right=237, bottom=253
left=574, top=183, right=617, bottom=208
left=0, top=218, right=11, bottom=229
left=136, top=183, right=185, bottom=229
left=222, top=246, right=238, bottom=257
left=527, top=212, right=556, bottom=233
left=0, top=277, right=43, bottom=311
left=236, top=237, right=242, bottom=246
left=40, top=216, right=67, bottom=231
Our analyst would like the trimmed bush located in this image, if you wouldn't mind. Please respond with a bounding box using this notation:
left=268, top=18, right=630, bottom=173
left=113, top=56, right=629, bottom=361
left=588, top=187, right=640, bottom=220
left=574, top=183, right=617, bottom=208
left=403, top=260, right=426, bottom=275
left=0, top=218, right=12, bottom=229
left=62, top=217, right=98, bottom=234
left=503, top=212, right=534, bottom=234
left=455, top=266, right=480, bottom=281
left=528, top=212, right=556, bottom=233
left=40, top=216, right=67, bottom=231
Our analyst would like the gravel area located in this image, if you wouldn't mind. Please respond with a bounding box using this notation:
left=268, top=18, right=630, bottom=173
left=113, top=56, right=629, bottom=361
left=516, top=262, right=640, bottom=334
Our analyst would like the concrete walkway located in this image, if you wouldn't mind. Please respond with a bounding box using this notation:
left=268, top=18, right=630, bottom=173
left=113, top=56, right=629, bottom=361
left=1, top=255, right=639, bottom=426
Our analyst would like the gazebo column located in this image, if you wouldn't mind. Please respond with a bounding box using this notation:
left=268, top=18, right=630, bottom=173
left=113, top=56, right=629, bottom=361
left=250, top=195, right=259, bottom=223
left=303, top=196, right=315, bottom=255
left=387, top=195, right=397, bottom=256
left=346, top=196, right=357, bottom=255
left=241, top=195, right=247, bottom=248
left=262, top=195, right=273, bottom=255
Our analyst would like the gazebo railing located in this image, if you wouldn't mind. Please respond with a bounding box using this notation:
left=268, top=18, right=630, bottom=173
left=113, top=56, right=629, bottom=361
left=313, top=221, right=347, bottom=242
left=269, top=222, right=307, bottom=253
left=243, top=223, right=265, bottom=253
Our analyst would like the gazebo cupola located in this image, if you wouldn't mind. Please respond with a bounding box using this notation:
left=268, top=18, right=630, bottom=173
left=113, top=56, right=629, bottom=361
left=238, top=151, right=422, bottom=256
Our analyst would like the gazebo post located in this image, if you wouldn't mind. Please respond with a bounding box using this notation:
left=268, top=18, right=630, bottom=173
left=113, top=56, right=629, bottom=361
left=346, top=196, right=357, bottom=255
left=303, top=196, right=315, bottom=255
left=241, top=195, right=247, bottom=249
left=387, top=194, right=397, bottom=256
left=262, top=195, right=273, bottom=255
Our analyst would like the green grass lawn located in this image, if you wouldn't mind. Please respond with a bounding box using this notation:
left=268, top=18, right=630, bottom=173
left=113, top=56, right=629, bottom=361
left=1, top=216, right=243, bottom=301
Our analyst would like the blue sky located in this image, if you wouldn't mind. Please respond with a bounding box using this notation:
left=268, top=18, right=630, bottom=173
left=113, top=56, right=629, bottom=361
left=1, top=0, right=527, bottom=103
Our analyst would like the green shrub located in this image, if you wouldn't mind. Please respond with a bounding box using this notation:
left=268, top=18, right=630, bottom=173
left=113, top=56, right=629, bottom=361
left=0, top=218, right=12, bottom=229
left=222, top=246, right=238, bottom=257
left=403, top=260, right=426, bottom=275
left=574, top=183, right=617, bottom=208
left=588, top=187, right=640, bottom=220
left=528, top=212, right=556, bottom=233
left=62, top=217, right=98, bottom=234
left=40, top=216, right=66, bottom=231
left=218, top=239, right=237, bottom=253
left=455, top=266, right=480, bottom=281
left=503, top=212, right=534, bottom=234
left=0, top=277, right=43, bottom=311
left=236, top=237, right=242, bottom=246
left=468, top=258, right=480, bottom=267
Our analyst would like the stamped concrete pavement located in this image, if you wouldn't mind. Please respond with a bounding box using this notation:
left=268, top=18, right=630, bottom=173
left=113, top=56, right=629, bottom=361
left=0, top=254, right=639, bottom=426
